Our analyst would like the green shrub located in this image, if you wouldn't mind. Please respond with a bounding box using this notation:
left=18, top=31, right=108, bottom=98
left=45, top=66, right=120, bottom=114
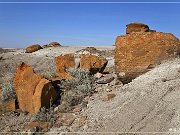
left=58, top=68, right=95, bottom=112
left=1, top=80, right=16, bottom=102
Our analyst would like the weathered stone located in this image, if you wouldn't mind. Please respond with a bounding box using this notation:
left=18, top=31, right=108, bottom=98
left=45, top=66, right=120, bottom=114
left=101, top=93, right=116, bottom=101
left=24, top=121, right=50, bottom=132
left=74, top=115, right=87, bottom=128
left=56, top=113, right=76, bottom=126
left=55, top=54, right=75, bottom=80
left=126, top=22, right=149, bottom=34
left=80, top=54, right=108, bottom=74
left=94, top=72, right=103, bottom=79
left=96, top=75, right=114, bottom=84
left=115, top=27, right=180, bottom=83
left=72, top=106, right=82, bottom=113
left=13, top=62, right=57, bottom=114
left=49, top=42, right=61, bottom=47
left=25, top=44, right=42, bottom=53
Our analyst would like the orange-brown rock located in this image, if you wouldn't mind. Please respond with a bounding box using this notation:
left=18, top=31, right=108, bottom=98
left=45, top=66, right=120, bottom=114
left=49, top=42, right=61, bottom=47
left=126, top=22, right=150, bottom=34
left=24, top=121, right=50, bottom=132
left=55, top=54, right=75, bottom=80
left=25, top=44, right=42, bottom=53
left=80, top=54, right=108, bottom=74
left=56, top=113, right=76, bottom=126
left=100, top=93, right=116, bottom=101
left=13, top=62, right=57, bottom=114
left=115, top=31, right=180, bottom=83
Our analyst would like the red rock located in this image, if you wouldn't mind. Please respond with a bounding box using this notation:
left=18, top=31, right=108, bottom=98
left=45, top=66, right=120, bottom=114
left=80, top=54, right=108, bottom=74
left=115, top=27, right=180, bottom=83
left=49, top=42, right=61, bottom=47
left=55, top=54, right=75, bottom=80
left=24, top=121, right=50, bottom=132
left=13, top=62, right=57, bottom=114
left=126, top=22, right=150, bottom=34
left=25, top=44, right=42, bottom=53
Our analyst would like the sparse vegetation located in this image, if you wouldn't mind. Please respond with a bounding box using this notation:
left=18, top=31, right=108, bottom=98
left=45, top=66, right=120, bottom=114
left=1, top=80, right=16, bottom=102
left=58, top=68, right=95, bottom=112
left=31, top=107, right=55, bottom=124
left=36, top=70, right=56, bottom=79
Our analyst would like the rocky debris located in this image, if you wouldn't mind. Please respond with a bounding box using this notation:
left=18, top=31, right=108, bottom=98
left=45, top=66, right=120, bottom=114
left=96, top=75, right=114, bottom=84
left=56, top=113, right=76, bottom=126
left=115, top=23, right=180, bottom=83
left=13, top=62, right=57, bottom=114
left=73, top=115, right=87, bottom=128
left=24, top=121, right=50, bottom=132
left=100, top=93, right=116, bottom=101
left=55, top=54, right=75, bottom=80
left=72, top=106, right=82, bottom=113
left=84, top=47, right=97, bottom=51
left=80, top=54, right=108, bottom=74
left=25, top=44, right=42, bottom=53
left=126, top=22, right=151, bottom=34
left=49, top=42, right=61, bottom=47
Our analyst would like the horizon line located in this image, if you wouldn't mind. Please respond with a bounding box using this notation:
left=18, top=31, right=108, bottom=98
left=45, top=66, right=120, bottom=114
left=0, top=1, right=180, bottom=4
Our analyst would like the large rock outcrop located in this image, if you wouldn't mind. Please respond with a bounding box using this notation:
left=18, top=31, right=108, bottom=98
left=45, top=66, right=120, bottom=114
left=13, top=62, right=57, bottom=114
left=25, top=44, right=42, bottom=53
left=115, top=22, right=180, bottom=83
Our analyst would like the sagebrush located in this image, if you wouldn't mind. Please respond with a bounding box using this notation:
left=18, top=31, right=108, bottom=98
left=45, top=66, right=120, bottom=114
left=1, top=80, right=16, bottom=102
left=58, top=68, right=95, bottom=112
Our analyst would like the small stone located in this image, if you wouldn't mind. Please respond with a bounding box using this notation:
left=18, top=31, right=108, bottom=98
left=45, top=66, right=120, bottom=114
left=56, top=113, right=76, bottom=126
left=94, top=72, right=103, bottom=79
left=96, top=75, right=114, bottom=84
left=101, top=93, right=116, bottom=101
left=74, top=115, right=87, bottom=128
left=72, top=106, right=82, bottom=113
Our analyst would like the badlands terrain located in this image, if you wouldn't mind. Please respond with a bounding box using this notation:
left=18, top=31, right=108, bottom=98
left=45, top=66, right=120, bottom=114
left=0, top=22, right=180, bottom=135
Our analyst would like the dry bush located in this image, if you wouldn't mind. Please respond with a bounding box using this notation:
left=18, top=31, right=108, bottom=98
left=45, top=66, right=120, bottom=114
left=1, top=80, right=16, bottom=102
left=58, top=68, right=95, bottom=112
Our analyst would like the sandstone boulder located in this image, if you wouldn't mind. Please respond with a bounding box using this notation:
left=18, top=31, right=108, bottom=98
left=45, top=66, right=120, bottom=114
left=13, top=62, right=57, bottom=114
left=80, top=54, right=108, bottom=74
left=49, top=42, right=61, bottom=47
left=115, top=26, right=180, bottom=83
left=55, top=54, right=75, bottom=80
left=126, top=22, right=150, bottom=34
left=25, top=44, right=42, bottom=53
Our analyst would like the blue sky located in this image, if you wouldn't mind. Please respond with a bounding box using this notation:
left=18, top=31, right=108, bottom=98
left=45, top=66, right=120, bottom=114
left=0, top=0, right=180, bottom=48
